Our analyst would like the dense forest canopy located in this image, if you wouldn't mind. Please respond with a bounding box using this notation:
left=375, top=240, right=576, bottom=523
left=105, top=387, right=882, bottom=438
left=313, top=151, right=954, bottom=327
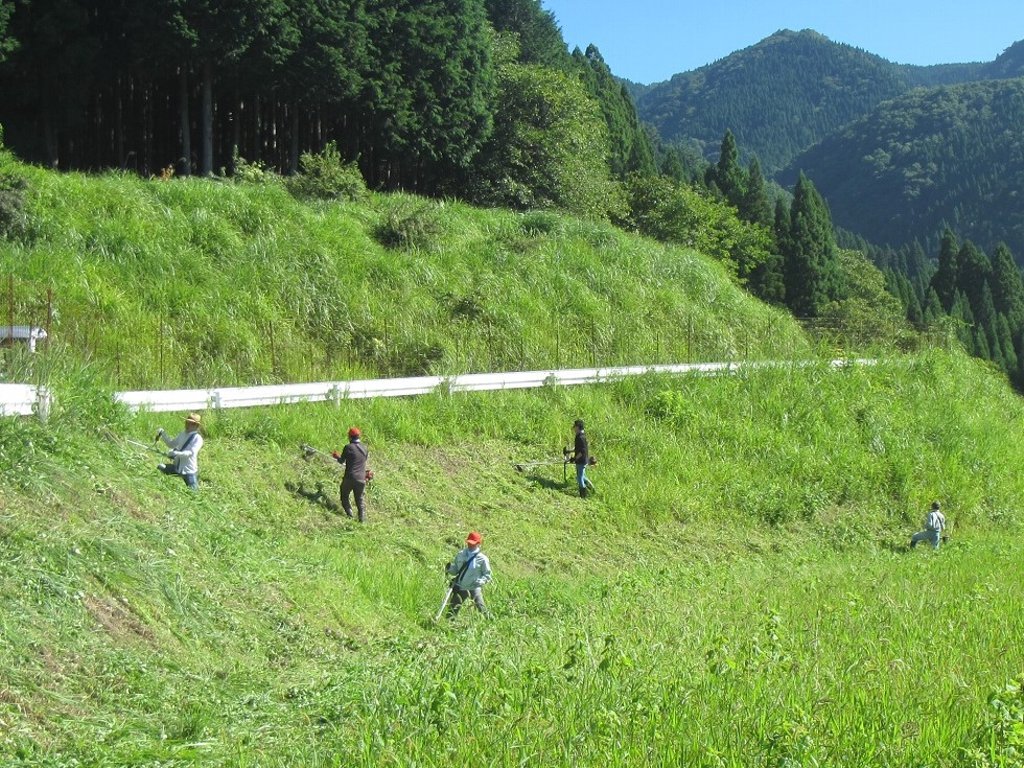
left=784, top=78, right=1024, bottom=260
left=0, top=0, right=653, bottom=201
left=632, top=29, right=1018, bottom=174
left=635, top=30, right=917, bottom=173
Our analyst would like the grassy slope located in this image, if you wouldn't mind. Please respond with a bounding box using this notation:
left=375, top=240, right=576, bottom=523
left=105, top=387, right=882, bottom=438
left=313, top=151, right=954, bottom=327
left=3, top=351, right=1024, bottom=766
left=1, top=160, right=806, bottom=389
left=1, top=167, right=1024, bottom=765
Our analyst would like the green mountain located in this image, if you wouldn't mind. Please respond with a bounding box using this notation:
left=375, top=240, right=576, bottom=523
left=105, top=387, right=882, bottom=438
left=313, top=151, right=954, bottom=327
left=633, top=29, right=999, bottom=174
left=635, top=30, right=917, bottom=173
left=985, top=39, right=1024, bottom=79
left=4, top=161, right=1024, bottom=765
left=783, top=78, right=1024, bottom=259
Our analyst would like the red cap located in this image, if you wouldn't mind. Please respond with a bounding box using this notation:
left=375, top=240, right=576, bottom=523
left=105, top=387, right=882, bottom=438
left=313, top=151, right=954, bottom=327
left=466, top=531, right=482, bottom=546
left=348, top=427, right=361, bottom=438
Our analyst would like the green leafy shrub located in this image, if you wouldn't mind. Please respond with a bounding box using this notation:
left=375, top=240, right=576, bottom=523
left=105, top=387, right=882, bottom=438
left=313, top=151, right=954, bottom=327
left=520, top=211, right=562, bottom=236
left=963, top=677, right=1024, bottom=767
left=287, top=141, right=366, bottom=201
left=374, top=201, right=443, bottom=250
left=231, top=153, right=280, bottom=186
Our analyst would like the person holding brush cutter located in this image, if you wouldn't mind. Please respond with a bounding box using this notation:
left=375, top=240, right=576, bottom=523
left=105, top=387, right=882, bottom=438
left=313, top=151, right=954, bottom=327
left=910, top=501, right=947, bottom=550
left=444, top=531, right=492, bottom=618
left=567, top=418, right=595, bottom=498
left=332, top=427, right=370, bottom=522
left=155, top=413, right=204, bottom=490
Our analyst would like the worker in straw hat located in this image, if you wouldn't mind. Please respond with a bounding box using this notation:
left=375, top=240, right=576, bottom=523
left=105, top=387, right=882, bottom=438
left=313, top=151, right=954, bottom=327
left=155, top=413, right=204, bottom=490
left=445, top=531, right=492, bottom=618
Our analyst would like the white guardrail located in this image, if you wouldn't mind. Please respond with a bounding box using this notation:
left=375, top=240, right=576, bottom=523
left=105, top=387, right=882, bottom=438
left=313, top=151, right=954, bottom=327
left=0, top=360, right=872, bottom=417
left=111, top=359, right=871, bottom=414
left=0, top=383, right=51, bottom=418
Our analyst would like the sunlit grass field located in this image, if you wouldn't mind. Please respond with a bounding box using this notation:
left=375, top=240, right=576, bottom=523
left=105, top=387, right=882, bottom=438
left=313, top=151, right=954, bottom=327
left=2, top=350, right=1024, bottom=766
left=0, top=158, right=809, bottom=390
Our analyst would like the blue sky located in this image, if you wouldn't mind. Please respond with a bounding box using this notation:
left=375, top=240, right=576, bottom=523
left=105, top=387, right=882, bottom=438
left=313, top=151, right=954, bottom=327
left=542, top=0, right=1024, bottom=83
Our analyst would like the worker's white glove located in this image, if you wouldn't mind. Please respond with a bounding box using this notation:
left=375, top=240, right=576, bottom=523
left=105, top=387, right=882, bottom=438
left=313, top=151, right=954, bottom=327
left=166, top=451, right=176, bottom=459
left=155, top=427, right=165, bottom=440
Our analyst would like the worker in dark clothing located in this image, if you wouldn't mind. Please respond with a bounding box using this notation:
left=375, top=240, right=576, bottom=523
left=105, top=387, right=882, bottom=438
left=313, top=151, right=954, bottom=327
left=332, top=427, right=370, bottom=522
left=567, top=418, right=594, bottom=498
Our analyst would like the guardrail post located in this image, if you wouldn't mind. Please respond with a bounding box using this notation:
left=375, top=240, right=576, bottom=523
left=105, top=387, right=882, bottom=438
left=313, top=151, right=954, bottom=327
left=35, top=386, right=51, bottom=423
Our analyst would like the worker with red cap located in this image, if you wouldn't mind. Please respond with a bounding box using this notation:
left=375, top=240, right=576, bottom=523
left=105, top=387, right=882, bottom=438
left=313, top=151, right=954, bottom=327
left=445, top=531, right=492, bottom=617
left=332, top=426, right=370, bottom=522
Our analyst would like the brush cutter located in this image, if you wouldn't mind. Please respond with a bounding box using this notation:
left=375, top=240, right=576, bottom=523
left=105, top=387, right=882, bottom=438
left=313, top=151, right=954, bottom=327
left=300, top=443, right=375, bottom=482
left=300, top=443, right=335, bottom=464
left=125, top=438, right=170, bottom=457
left=434, top=584, right=454, bottom=622
left=512, top=459, right=567, bottom=473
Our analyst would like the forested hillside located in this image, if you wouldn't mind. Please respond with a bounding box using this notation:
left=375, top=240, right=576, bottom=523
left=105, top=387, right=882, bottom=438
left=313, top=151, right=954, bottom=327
left=784, top=78, right=1024, bottom=260
left=984, top=39, right=1024, bottom=79
left=635, top=30, right=914, bottom=173
left=3, top=160, right=1024, bottom=766
left=0, top=0, right=653, bottom=213
left=632, top=29, right=1019, bottom=174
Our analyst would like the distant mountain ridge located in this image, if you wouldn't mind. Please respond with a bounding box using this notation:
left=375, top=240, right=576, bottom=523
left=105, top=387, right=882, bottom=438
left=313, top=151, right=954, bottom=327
left=781, top=77, right=1024, bottom=259
left=633, top=29, right=1010, bottom=173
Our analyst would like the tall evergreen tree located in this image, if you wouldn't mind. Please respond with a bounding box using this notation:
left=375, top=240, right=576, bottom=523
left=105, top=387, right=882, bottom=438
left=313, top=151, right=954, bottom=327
left=922, top=287, right=943, bottom=324
left=905, top=290, right=923, bottom=325
left=573, top=44, right=655, bottom=179
left=782, top=172, right=843, bottom=316
left=372, top=0, right=495, bottom=191
left=660, top=147, right=685, bottom=182
left=1, top=0, right=100, bottom=167
left=748, top=251, right=786, bottom=306
left=989, top=242, right=1024, bottom=330
left=713, top=129, right=745, bottom=209
left=974, top=325, right=992, bottom=360
left=773, top=197, right=790, bottom=246
left=955, top=241, right=993, bottom=320
left=740, top=156, right=773, bottom=228
left=0, top=1, right=13, bottom=62
left=483, top=0, right=568, bottom=68
left=930, top=228, right=960, bottom=312
left=998, top=313, right=1018, bottom=373
left=279, top=0, right=369, bottom=172
left=950, top=290, right=975, bottom=350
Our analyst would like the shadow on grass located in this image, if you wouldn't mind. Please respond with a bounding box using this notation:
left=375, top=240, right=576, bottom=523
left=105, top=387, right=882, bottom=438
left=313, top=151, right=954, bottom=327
left=521, top=472, right=599, bottom=499
left=284, top=480, right=350, bottom=517
left=522, top=473, right=571, bottom=493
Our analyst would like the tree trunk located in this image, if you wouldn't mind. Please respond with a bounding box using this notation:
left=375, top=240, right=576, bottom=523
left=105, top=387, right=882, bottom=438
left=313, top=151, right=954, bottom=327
left=178, top=65, right=191, bottom=176
left=232, top=90, right=242, bottom=170
left=42, top=110, right=59, bottom=169
left=288, top=105, right=299, bottom=174
left=253, top=94, right=262, bottom=161
left=115, top=76, right=124, bottom=169
left=143, top=82, right=154, bottom=176
left=201, top=58, right=214, bottom=176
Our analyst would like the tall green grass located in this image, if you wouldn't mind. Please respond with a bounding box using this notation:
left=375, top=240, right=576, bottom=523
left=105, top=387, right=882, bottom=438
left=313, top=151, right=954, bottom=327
left=0, top=158, right=810, bottom=389
left=2, top=347, right=1024, bottom=765
left=1, top=156, right=1022, bottom=767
